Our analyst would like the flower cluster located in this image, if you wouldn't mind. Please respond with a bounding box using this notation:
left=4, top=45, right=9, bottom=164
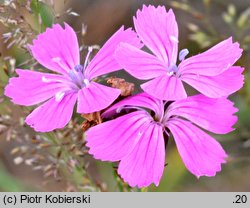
left=5, top=5, right=244, bottom=188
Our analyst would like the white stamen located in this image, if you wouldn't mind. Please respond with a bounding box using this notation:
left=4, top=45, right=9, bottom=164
left=83, top=47, right=93, bottom=70
left=115, top=106, right=147, bottom=114
left=170, top=35, right=179, bottom=43
left=179, top=49, right=189, bottom=61
left=83, top=78, right=90, bottom=87
left=167, top=63, right=178, bottom=76
left=42, top=76, right=50, bottom=83
left=116, top=107, right=122, bottom=113
left=55, top=91, right=65, bottom=102
left=138, top=131, right=142, bottom=136
left=88, top=47, right=93, bottom=53
left=164, top=129, right=170, bottom=137
left=167, top=71, right=174, bottom=76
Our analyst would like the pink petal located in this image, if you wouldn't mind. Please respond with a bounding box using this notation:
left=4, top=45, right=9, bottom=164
left=30, top=23, right=79, bottom=75
left=181, top=66, right=244, bottom=98
left=141, top=75, right=187, bottom=101
left=86, top=111, right=153, bottom=161
left=102, top=92, right=163, bottom=119
left=134, top=5, right=178, bottom=64
left=115, top=42, right=167, bottom=80
left=4, top=69, right=70, bottom=106
left=25, top=92, right=77, bottom=132
left=167, top=94, right=238, bottom=134
left=84, top=27, right=142, bottom=80
left=178, top=38, right=242, bottom=76
left=118, top=123, right=165, bottom=188
left=167, top=118, right=227, bottom=178
left=77, top=82, right=120, bottom=114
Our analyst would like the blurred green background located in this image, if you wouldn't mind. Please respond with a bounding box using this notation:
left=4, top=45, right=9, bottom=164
left=0, top=0, right=250, bottom=191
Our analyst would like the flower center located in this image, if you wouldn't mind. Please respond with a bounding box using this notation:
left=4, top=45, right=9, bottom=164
left=166, top=48, right=189, bottom=77
left=68, top=64, right=90, bottom=89
left=68, top=47, right=94, bottom=89
left=167, top=63, right=178, bottom=76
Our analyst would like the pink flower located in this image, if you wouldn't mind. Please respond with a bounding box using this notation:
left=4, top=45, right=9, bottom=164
left=5, top=23, right=142, bottom=132
left=115, top=5, right=244, bottom=100
left=86, top=93, right=238, bottom=188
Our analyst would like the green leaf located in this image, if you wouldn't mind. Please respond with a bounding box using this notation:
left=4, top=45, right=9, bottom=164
left=30, top=0, right=39, bottom=13
left=30, top=0, right=54, bottom=31
left=39, top=2, right=54, bottom=29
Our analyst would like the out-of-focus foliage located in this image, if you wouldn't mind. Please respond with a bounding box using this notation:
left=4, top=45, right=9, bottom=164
left=151, top=0, right=250, bottom=192
left=0, top=162, right=31, bottom=191
left=169, top=0, right=250, bottom=50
